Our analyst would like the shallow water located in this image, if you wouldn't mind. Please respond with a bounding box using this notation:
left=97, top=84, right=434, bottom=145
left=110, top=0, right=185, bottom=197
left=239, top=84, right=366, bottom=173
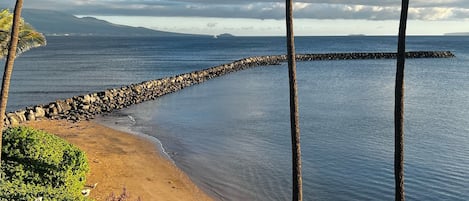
left=110, top=57, right=469, bottom=200
left=6, top=36, right=469, bottom=200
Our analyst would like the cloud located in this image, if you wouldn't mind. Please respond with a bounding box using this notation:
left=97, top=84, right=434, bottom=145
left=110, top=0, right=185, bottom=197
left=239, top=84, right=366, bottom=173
left=1, top=0, right=468, bottom=21
left=409, top=7, right=454, bottom=21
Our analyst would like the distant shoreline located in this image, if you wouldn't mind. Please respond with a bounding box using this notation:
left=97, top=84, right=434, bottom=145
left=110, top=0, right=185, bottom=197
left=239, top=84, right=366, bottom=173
left=444, top=32, right=469, bottom=36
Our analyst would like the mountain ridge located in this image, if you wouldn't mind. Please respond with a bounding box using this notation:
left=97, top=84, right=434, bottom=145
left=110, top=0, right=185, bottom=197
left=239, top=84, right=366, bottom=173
left=20, top=9, right=202, bottom=37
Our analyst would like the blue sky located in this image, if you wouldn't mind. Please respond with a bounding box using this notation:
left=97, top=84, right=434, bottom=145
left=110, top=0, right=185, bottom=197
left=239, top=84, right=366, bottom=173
left=2, top=0, right=468, bottom=36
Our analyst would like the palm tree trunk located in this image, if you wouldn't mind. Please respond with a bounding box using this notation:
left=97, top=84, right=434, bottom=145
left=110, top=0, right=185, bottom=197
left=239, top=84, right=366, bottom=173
left=285, top=1, right=302, bottom=201
left=0, top=0, right=24, bottom=165
left=395, top=0, right=409, bottom=200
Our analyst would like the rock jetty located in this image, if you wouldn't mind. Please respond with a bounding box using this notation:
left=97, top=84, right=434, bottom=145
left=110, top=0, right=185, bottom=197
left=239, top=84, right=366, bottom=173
left=4, top=51, right=455, bottom=126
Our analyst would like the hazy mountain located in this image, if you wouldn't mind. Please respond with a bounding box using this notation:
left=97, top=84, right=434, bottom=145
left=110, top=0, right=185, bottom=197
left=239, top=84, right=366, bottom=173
left=21, top=9, right=199, bottom=37
left=215, top=33, right=235, bottom=38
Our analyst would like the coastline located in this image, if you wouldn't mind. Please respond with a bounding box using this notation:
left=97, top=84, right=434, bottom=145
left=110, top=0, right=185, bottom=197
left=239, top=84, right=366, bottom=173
left=8, top=50, right=458, bottom=200
left=23, top=119, right=214, bottom=201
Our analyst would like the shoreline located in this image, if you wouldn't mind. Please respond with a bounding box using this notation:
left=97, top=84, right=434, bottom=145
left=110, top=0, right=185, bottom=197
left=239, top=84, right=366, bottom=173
left=23, top=119, right=214, bottom=201
left=94, top=113, right=174, bottom=163
left=8, top=51, right=457, bottom=200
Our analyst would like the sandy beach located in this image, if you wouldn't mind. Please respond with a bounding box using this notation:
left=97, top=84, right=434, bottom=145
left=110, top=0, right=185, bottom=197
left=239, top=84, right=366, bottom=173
left=24, top=119, right=214, bottom=201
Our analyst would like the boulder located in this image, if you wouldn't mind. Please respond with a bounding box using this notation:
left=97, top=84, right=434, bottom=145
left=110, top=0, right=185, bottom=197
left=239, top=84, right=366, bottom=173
left=80, top=104, right=90, bottom=110
left=82, top=94, right=92, bottom=104
left=15, top=111, right=27, bottom=122
left=48, top=107, right=58, bottom=117
left=7, top=113, right=20, bottom=127
left=26, top=110, right=36, bottom=121
left=56, top=100, right=72, bottom=113
left=34, top=106, right=46, bottom=118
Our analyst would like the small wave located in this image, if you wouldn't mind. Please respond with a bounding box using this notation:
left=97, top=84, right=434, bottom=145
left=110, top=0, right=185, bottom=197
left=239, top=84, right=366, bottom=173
left=94, top=115, right=174, bottom=163
left=127, top=115, right=136, bottom=122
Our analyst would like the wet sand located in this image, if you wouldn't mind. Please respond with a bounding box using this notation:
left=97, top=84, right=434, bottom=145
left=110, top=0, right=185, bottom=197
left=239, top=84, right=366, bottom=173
left=24, top=119, right=214, bottom=201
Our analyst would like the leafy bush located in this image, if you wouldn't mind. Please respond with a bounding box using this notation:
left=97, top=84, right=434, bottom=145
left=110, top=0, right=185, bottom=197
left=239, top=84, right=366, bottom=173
left=0, top=180, right=86, bottom=201
left=1, top=126, right=90, bottom=200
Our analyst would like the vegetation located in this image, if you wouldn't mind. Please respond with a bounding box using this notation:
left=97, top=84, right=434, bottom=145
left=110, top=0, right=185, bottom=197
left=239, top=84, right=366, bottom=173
left=1, top=126, right=90, bottom=201
left=0, top=0, right=22, bottom=168
left=0, top=8, right=46, bottom=58
left=0, top=0, right=46, bottom=166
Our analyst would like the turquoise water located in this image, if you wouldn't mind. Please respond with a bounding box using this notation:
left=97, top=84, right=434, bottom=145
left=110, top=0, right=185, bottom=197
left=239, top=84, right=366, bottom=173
left=6, top=36, right=469, bottom=200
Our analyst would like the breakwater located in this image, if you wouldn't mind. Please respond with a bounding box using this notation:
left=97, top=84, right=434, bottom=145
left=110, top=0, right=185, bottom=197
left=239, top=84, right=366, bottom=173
left=5, top=51, right=455, bottom=126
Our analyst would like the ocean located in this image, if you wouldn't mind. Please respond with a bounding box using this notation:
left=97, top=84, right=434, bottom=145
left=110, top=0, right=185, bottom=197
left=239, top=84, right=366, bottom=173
left=4, top=36, right=469, bottom=200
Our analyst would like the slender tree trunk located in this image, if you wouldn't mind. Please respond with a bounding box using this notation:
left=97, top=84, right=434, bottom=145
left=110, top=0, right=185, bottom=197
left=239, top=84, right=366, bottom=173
left=0, top=0, right=24, bottom=165
left=395, top=0, right=409, bottom=200
left=285, top=1, right=302, bottom=201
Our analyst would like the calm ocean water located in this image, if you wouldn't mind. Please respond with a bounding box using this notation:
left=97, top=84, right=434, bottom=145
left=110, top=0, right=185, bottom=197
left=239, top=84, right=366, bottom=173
left=4, top=36, right=469, bottom=200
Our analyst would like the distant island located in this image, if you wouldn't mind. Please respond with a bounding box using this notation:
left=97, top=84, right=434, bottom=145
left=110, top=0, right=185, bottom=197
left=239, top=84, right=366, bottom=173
left=214, top=33, right=235, bottom=38
left=445, top=32, right=469, bottom=36
left=348, top=34, right=366, bottom=37
left=21, top=9, right=204, bottom=37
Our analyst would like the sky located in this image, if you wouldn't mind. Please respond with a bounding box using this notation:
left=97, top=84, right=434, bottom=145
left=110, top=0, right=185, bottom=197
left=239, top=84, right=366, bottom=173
left=1, top=0, right=469, bottom=36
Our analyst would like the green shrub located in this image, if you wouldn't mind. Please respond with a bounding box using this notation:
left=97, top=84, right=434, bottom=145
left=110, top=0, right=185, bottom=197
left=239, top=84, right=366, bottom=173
left=0, top=180, right=88, bottom=201
left=1, top=126, right=90, bottom=200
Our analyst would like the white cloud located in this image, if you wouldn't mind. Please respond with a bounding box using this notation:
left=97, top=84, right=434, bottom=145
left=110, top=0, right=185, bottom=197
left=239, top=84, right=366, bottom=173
left=294, top=2, right=311, bottom=10
left=1, top=0, right=468, bottom=21
left=410, top=7, right=454, bottom=21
